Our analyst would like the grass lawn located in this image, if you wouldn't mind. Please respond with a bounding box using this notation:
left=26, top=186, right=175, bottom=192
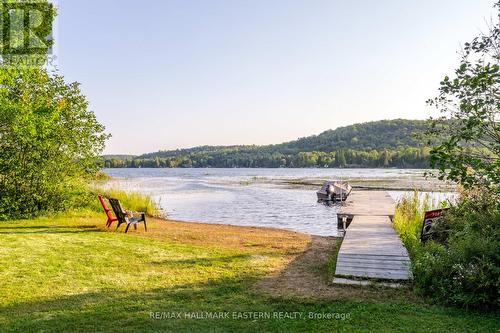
left=0, top=212, right=498, bottom=332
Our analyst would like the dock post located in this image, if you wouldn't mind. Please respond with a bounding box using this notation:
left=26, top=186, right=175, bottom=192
left=342, top=216, right=347, bottom=236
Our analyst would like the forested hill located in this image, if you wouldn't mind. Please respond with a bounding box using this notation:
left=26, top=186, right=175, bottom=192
left=102, top=119, right=434, bottom=168
left=277, top=119, right=428, bottom=152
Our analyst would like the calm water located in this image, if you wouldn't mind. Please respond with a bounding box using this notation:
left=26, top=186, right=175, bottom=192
left=102, top=168, right=455, bottom=236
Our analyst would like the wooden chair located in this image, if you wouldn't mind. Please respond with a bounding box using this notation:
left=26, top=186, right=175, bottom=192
left=98, top=195, right=118, bottom=227
left=108, top=198, right=147, bottom=233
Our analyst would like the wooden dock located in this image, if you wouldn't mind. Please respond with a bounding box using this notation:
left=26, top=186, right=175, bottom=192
left=335, top=191, right=411, bottom=281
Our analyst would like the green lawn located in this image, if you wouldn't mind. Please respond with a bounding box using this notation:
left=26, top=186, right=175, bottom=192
left=0, top=212, right=498, bottom=332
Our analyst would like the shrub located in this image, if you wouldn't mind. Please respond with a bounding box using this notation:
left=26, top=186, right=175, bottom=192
left=394, top=190, right=500, bottom=311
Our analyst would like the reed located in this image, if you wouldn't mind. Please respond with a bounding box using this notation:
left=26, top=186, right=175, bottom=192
left=392, top=191, right=432, bottom=254
left=90, top=187, right=162, bottom=217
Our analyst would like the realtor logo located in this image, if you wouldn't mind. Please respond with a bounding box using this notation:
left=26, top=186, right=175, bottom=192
left=0, top=0, right=56, bottom=66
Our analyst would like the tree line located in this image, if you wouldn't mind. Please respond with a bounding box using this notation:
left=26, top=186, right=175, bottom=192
left=101, top=147, right=431, bottom=168
left=102, top=119, right=437, bottom=169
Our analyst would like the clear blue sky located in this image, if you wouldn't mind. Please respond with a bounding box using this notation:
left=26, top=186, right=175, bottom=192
left=57, top=0, right=496, bottom=154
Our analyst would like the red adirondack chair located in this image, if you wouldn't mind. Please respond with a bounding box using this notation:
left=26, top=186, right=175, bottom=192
left=98, top=195, right=118, bottom=227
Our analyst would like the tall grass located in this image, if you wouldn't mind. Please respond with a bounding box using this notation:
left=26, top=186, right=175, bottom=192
left=89, top=187, right=162, bottom=217
left=393, top=191, right=499, bottom=310
left=393, top=191, right=450, bottom=255
left=392, top=191, right=431, bottom=255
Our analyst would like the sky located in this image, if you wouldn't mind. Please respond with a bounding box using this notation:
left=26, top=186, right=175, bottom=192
left=56, top=0, right=497, bottom=155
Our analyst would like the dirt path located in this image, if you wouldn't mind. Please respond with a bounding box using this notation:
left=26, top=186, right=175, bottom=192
left=255, top=236, right=417, bottom=302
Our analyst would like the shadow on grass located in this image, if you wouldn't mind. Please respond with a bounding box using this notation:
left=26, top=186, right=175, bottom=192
left=0, top=235, right=497, bottom=332
left=0, top=275, right=496, bottom=333
left=0, top=225, right=101, bottom=235
left=0, top=275, right=341, bottom=332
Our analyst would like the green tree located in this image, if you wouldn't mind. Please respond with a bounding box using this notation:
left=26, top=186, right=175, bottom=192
left=0, top=68, right=109, bottom=218
left=379, top=150, right=390, bottom=167
left=336, top=150, right=347, bottom=167
left=427, top=4, right=500, bottom=193
left=411, top=2, right=500, bottom=310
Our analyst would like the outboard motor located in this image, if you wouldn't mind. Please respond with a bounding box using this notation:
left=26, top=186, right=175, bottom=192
left=327, top=184, right=336, bottom=200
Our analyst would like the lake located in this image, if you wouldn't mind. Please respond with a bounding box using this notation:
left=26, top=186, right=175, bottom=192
left=101, top=168, right=456, bottom=236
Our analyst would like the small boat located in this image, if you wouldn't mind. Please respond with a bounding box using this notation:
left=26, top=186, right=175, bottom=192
left=317, top=181, right=352, bottom=202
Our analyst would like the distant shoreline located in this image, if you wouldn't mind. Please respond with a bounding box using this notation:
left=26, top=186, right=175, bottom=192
left=101, top=166, right=432, bottom=169
left=101, top=167, right=456, bottom=193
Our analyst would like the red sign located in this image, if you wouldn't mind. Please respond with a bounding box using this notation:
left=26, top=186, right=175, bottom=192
left=420, top=208, right=449, bottom=243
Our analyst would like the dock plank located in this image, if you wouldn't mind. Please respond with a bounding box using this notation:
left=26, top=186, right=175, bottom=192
left=339, top=190, right=396, bottom=217
left=335, top=190, right=411, bottom=281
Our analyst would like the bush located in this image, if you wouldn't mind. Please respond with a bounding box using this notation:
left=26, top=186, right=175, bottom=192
left=0, top=68, right=108, bottom=219
left=394, top=191, right=500, bottom=311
